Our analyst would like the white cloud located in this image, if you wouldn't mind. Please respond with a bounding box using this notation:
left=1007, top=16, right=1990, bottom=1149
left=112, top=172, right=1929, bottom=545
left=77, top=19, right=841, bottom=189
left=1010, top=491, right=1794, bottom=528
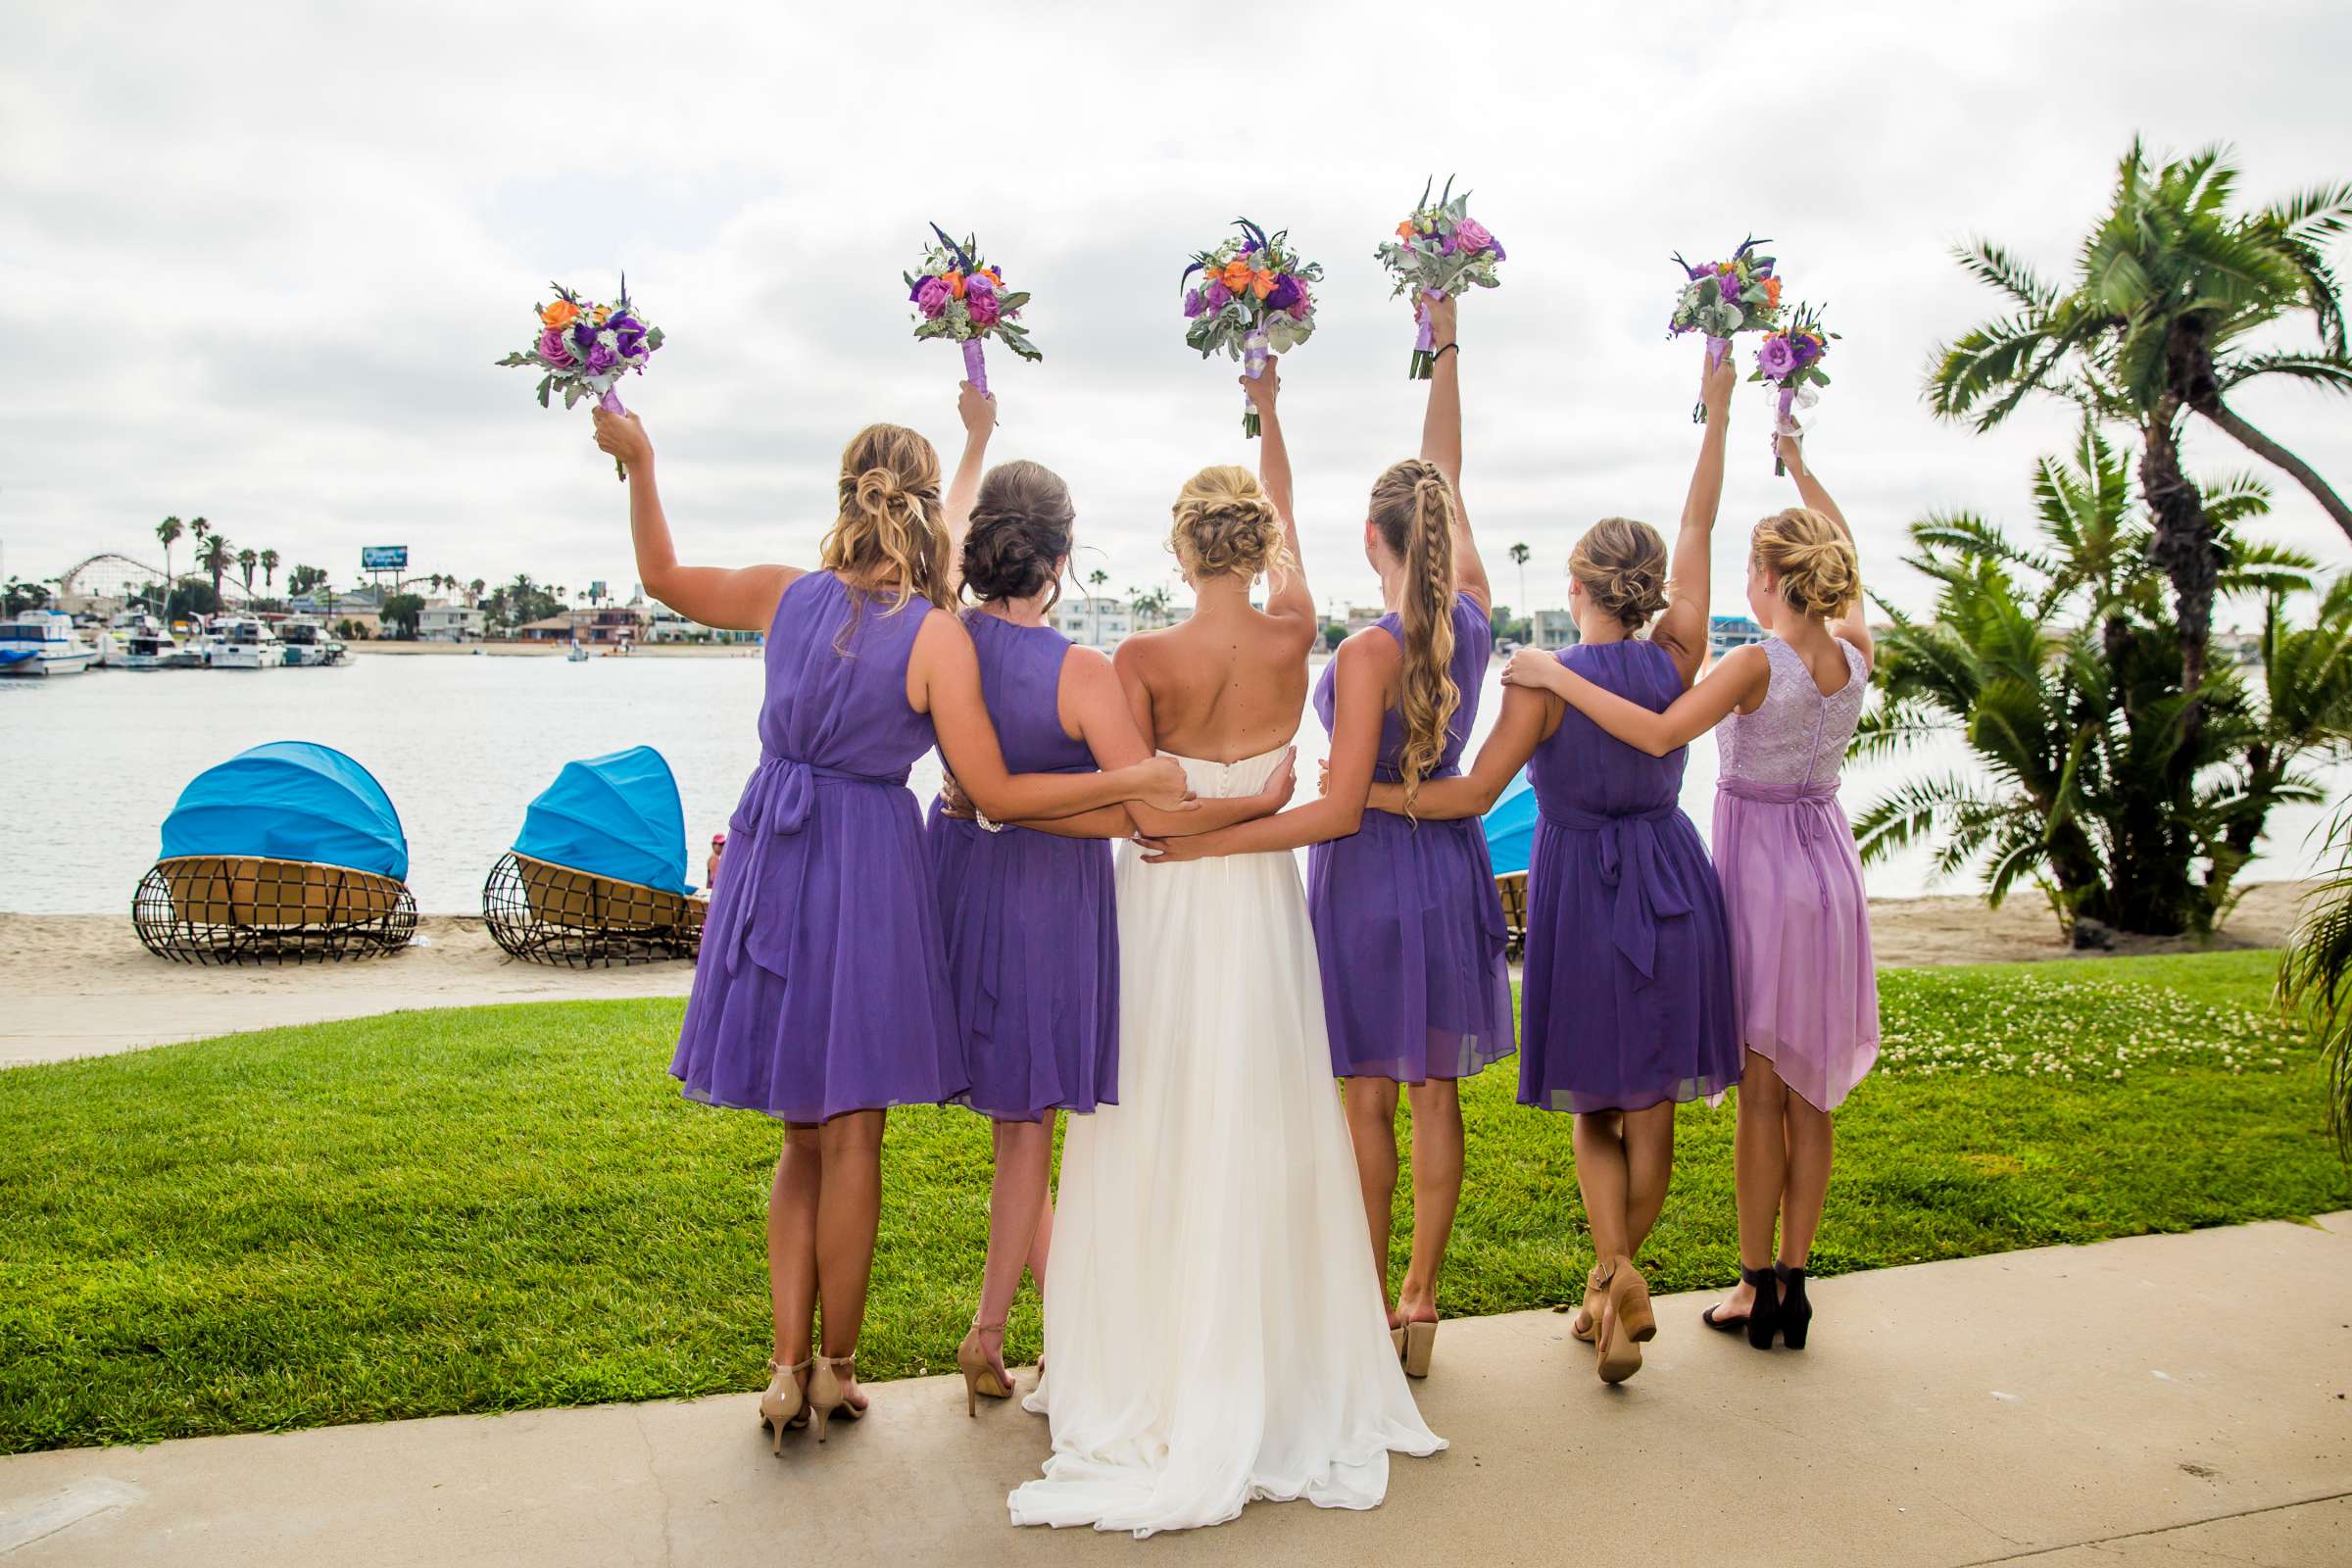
left=5, top=0, right=2349, bottom=628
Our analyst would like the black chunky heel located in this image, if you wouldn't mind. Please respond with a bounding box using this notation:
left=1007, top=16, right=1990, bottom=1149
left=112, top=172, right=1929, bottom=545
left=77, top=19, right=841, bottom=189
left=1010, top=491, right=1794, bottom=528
left=1776, top=1263, right=1812, bottom=1349
left=1741, top=1264, right=1781, bottom=1349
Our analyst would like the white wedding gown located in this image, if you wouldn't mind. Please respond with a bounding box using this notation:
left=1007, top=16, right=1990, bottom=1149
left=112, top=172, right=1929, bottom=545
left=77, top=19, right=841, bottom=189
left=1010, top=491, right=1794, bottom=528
left=1008, top=745, right=1445, bottom=1538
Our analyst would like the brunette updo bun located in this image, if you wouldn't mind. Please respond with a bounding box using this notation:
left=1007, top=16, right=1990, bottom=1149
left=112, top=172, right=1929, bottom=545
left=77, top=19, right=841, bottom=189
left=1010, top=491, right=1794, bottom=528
left=1568, top=516, right=1670, bottom=631
left=961, top=459, right=1074, bottom=607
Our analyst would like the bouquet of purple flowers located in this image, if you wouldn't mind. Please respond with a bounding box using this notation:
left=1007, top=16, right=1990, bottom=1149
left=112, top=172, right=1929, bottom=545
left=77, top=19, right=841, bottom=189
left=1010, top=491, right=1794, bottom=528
left=1749, top=303, right=1837, bottom=474
left=1373, top=176, right=1505, bottom=378
left=497, top=276, right=662, bottom=480
left=1668, top=238, right=1783, bottom=422
left=1182, top=219, right=1322, bottom=437
left=906, top=224, right=1039, bottom=395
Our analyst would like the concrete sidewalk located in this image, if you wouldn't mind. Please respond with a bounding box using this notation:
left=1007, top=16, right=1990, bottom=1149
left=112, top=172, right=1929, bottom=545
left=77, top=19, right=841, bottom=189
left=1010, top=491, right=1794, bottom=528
left=5, top=1216, right=2348, bottom=1567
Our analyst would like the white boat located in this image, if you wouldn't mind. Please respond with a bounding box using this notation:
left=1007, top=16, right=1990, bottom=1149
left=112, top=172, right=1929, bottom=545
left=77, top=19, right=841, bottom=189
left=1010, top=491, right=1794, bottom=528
left=277, top=618, right=349, bottom=667
left=208, top=616, right=282, bottom=670
left=566, top=640, right=590, bottom=662
left=0, top=610, right=97, bottom=677
left=113, top=612, right=183, bottom=670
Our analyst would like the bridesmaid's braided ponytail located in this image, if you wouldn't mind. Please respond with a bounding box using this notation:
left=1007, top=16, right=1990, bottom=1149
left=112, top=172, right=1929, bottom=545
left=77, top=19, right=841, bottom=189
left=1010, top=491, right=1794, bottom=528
left=1369, top=459, right=1461, bottom=816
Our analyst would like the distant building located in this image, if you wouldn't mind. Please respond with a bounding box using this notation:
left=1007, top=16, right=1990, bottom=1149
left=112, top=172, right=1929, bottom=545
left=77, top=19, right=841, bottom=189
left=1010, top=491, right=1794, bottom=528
left=1054, top=595, right=1135, bottom=649
left=1344, top=604, right=1388, bottom=635
left=1533, top=609, right=1579, bottom=650
left=417, top=604, right=485, bottom=642
left=645, top=603, right=760, bottom=645
left=1710, top=614, right=1766, bottom=655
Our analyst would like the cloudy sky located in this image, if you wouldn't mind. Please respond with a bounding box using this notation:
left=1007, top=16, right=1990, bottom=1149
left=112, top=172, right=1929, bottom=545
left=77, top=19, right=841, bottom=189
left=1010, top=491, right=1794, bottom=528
left=6, top=2, right=2350, bottom=625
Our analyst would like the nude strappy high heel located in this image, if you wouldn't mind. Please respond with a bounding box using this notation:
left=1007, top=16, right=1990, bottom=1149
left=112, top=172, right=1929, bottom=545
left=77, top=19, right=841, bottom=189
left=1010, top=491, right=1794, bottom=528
left=1588, top=1257, right=1649, bottom=1384
left=956, top=1322, right=1013, bottom=1416
left=807, top=1351, right=863, bottom=1444
left=759, top=1357, right=810, bottom=1454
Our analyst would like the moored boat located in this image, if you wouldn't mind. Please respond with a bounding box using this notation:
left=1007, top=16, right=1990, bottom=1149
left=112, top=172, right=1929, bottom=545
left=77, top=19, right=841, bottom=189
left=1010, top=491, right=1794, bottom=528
left=0, top=610, right=97, bottom=677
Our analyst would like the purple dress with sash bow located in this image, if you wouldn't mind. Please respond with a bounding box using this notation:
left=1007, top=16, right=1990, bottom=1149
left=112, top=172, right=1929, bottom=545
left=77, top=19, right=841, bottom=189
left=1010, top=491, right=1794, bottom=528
left=669, top=570, right=965, bottom=1122
left=1307, top=593, right=1515, bottom=1082
left=925, top=614, right=1118, bottom=1121
left=1518, top=638, right=1740, bottom=1112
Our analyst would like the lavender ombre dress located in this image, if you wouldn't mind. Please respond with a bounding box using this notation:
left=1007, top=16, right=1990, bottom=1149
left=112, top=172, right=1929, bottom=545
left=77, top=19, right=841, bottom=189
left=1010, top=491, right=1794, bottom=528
left=1518, top=639, right=1740, bottom=1113
left=1714, top=636, right=1880, bottom=1110
left=669, top=570, right=964, bottom=1122
left=1307, top=594, right=1514, bottom=1081
left=925, top=614, right=1118, bottom=1121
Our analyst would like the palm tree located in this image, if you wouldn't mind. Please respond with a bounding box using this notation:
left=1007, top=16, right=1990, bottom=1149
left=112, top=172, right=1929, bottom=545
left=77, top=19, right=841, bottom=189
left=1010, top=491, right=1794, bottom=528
left=259, top=548, right=279, bottom=589
left=154, top=516, right=182, bottom=613
left=1086, top=567, right=1109, bottom=643
left=1509, top=542, right=1531, bottom=613
left=198, top=533, right=234, bottom=606
left=236, top=548, right=258, bottom=596
left=2281, top=817, right=2352, bottom=1162
left=467, top=577, right=485, bottom=608
left=1931, top=141, right=2352, bottom=711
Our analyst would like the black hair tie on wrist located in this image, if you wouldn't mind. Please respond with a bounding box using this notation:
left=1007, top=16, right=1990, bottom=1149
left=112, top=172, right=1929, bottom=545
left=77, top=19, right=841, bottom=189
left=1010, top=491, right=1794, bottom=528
left=1431, top=342, right=1460, bottom=363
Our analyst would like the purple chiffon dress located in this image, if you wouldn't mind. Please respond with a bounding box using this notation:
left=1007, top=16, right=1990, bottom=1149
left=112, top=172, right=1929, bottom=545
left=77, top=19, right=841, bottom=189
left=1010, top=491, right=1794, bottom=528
left=669, top=570, right=965, bottom=1122
left=1307, top=593, right=1515, bottom=1082
left=1713, top=636, right=1880, bottom=1110
left=1518, top=638, right=1740, bottom=1113
left=925, top=614, right=1118, bottom=1121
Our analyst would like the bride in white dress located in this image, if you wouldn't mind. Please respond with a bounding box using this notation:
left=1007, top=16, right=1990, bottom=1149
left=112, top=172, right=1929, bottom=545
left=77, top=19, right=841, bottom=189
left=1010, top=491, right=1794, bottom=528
left=1008, top=365, right=1444, bottom=1537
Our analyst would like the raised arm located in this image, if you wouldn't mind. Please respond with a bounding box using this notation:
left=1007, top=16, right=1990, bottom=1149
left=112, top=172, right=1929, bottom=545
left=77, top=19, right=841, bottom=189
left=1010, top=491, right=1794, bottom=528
left=911, top=612, right=1190, bottom=820
left=942, top=381, right=996, bottom=603
left=1364, top=680, right=1550, bottom=821
left=1500, top=644, right=1766, bottom=757
left=1139, top=631, right=1391, bottom=861
left=1778, top=434, right=1874, bottom=667
left=1248, top=362, right=1318, bottom=639
left=1417, top=293, right=1490, bottom=610
left=1649, top=351, right=1738, bottom=686
left=593, top=410, right=798, bottom=630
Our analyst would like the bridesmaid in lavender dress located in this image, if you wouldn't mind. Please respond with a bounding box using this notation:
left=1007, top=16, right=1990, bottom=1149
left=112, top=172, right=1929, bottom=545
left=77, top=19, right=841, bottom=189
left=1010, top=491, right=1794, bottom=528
left=1363, top=350, right=1744, bottom=1385
left=921, top=385, right=1292, bottom=1411
left=1143, top=294, right=1510, bottom=1379
left=1503, top=432, right=1879, bottom=1351
left=590, top=409, right=1189, bottom=1450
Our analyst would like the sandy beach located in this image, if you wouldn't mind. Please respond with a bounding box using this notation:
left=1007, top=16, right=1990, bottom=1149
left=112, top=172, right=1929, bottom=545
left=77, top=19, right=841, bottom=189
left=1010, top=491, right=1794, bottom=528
left=0, top=881, right=2318, bottom=1069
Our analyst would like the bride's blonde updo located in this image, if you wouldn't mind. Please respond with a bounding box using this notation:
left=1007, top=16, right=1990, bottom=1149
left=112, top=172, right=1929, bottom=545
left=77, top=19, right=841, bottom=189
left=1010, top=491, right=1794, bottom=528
left=1170, top=465, right=1293, bottom=584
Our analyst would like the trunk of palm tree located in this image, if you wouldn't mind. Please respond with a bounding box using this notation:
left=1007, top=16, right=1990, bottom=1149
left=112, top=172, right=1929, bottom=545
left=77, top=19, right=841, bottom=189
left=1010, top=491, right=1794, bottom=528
left=2193, top=395, right=2352, bottom=546
left=2139, top=402, right=2218, bottom=710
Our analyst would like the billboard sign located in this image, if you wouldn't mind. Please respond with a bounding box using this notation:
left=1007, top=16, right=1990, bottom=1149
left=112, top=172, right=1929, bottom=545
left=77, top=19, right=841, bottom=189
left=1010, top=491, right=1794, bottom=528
left=361, top=546, right=409, bottom=570
left=588, top=580, right=608, bottom=601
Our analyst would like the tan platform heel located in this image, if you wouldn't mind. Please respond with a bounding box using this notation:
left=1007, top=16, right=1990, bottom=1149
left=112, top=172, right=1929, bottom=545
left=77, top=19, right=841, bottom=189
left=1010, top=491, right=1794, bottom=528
left=808, top=1352, right=864, bottom=1444
left=1608, top=1253, right=1657, bottom=1344
left=1589, top=1259, right=1643, bottom=1384
left=956, top=1322, right=1013, bottom=1416
left=759, top=1357, right=810, bottom=1454
left=1401, top=1319, right=1438, bottom=1379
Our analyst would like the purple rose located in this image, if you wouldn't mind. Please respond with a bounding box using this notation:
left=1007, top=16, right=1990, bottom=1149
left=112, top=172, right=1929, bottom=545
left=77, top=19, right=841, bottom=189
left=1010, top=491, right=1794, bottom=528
left=1204, top=278, right=1233, bottom=311
left=1452, top=218, right=1497, bottom=258
left=1287, top=280, right=1311, bottom=321
left=966, top=287, right=1002, bottom=327
left=1183, top=286, right=1205, bottom=318
left=1263, top=273, right=1301, bottom=313
left=1791, top=335, right=1824, bottom=367
left=1718, top=272, right=1740, bottom=301
left=571, top=320, right=598, bottom=351
left=586, top=342, right=619, bottom=375
left=1757, top=336, right=1798, bottom=379
left=537, top=326, right=577, bottom=368
left=912, top=274, right=950, bottom=318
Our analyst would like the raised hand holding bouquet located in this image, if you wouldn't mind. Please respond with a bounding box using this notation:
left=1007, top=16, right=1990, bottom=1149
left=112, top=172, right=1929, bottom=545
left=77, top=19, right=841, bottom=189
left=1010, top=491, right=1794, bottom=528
left=497, top=277, right=662, bottom=479
left=906, top=223, right=1039, bottom=396
left=1373, top=175, right=1505, bottom=378
left=1751, top=302, right=1837, bottom=474
left=1182, top=219, right=1321, bottom=437
left=1667, top=237, right=1782, bottom=421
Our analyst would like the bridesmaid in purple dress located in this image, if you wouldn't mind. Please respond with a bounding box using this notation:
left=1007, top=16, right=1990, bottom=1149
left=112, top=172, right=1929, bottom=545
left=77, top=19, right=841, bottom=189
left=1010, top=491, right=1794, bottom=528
left=1363, top=350, right=1743, bottom=1385
left=1502, top=433, right=1878, bottom=1352
left=590, top=409, right=1190, bottom=1450
left=921, top=385, right=1292, bottom=1411
left=1143, top=295, right=1509, bottom=1379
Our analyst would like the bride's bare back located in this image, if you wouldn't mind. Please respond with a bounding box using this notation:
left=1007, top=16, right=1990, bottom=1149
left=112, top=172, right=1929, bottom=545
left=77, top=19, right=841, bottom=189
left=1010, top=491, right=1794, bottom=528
left=1117, top=586, right=1315, bottom=762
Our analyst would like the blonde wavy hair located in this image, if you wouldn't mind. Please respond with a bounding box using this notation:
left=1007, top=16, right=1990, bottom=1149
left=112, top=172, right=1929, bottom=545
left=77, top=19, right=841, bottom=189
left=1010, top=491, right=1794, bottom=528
left=1368, top=459, right=1460, bottom=813
left=819, top=423, right=950, bottom=632
left=1169, top=466, right=1293, bottom=585
left=1751, top=507, right=1859, bottom=618
left=1568, top=516, right=1670, bottom=631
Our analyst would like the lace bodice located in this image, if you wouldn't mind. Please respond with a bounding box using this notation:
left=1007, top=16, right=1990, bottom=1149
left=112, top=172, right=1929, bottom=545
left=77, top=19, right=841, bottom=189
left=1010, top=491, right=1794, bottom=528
left=1716, top=637, right=1868, bottom=793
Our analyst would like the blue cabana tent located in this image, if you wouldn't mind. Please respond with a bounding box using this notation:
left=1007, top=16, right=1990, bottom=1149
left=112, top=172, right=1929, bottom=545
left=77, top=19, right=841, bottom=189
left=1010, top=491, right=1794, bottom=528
left=1482, top=766, right=1536, bottom=877
left=514, top=746, right=691, bottom=896
left=160, top=741, right=409, bottom=880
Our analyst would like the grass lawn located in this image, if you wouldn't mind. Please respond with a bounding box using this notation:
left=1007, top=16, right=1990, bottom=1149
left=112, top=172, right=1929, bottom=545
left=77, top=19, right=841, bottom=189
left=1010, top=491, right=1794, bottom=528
left=2, top=949, right=2343, bottom=1453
